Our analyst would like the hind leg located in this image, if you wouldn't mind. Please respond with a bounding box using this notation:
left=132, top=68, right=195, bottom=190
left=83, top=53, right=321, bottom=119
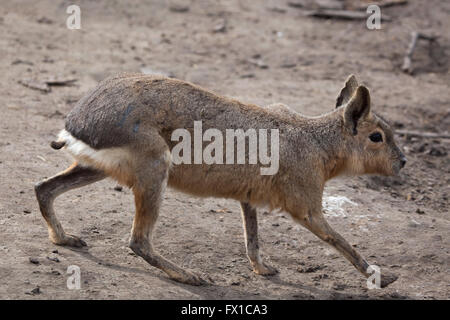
left=129, top=150, right=205, bottom=285
left=240, top=202, right=278, bottom=275
left=34, top=162, right=105, bottom=247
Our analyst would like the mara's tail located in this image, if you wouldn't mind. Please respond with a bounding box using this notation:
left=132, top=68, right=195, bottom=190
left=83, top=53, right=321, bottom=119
left=49, top=129, right=134, bottom=187
left=50, top=140, right=66, bottom=149
left=50, top=130, right=71, bottom=149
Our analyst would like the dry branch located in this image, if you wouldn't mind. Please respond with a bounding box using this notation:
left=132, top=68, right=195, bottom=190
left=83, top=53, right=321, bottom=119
left=401, top=31, right=439, bottom=74
left=396, top=129, right=450, bottom=140
left=357, top=0, right=408, bottom=10
left=306, top=9, right=391, bottom=21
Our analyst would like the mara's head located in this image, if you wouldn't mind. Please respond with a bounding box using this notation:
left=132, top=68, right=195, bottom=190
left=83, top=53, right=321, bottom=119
left=335, top=75, right=407, bottom=176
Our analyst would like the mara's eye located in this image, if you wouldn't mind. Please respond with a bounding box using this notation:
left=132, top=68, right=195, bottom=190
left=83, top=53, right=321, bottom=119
left=369, top=132, right=383, bottom=143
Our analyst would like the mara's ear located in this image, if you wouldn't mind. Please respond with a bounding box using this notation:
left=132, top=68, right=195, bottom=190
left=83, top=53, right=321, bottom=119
left=336, top=74, right=359, bottom=108
left=343, top=85, right=371, bottom=135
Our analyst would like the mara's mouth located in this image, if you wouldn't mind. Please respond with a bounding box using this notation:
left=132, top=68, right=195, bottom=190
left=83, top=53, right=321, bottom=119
left=392, top=162, right=404, bottom=176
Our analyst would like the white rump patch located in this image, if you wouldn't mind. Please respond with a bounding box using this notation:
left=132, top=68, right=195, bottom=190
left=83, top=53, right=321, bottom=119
left=57, top=129, right=131, bottom=170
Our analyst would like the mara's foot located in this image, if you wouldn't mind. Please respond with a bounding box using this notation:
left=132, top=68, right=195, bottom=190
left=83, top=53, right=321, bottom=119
left=253, top=262, right=278, bottom=276
left=51, top=234, right=87, bottom=248
left=170, top=270, right=207, bottom=286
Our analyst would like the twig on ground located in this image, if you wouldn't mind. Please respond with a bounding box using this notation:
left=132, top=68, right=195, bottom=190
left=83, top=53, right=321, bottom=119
left=357, top=0, right=408, bottom=10
left=401, top=31, right=439, bottom=74
left=306, top=9, right=391, bottom=21
left=396, top=129, right=450, bottom=140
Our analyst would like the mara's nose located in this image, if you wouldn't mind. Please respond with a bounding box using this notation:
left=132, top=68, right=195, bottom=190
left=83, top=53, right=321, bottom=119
left=400, top=157, right=407, bottom=168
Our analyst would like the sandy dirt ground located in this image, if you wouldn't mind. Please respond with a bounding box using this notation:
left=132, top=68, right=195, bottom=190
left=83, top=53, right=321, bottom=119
left=0, top=0, right=448, bottom=299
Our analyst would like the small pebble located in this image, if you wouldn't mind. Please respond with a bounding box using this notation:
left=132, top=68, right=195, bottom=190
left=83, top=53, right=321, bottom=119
left=30, top=287, right=41, bottom=295
left=169, top=4, right=189, bottom=12
left=416, top=208, right=425, bottom=215
left=47, top=256, right=60, bottom=263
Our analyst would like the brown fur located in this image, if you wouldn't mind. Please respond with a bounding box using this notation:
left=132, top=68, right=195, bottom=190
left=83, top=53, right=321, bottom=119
left=35, top=73, right=406, bottom=287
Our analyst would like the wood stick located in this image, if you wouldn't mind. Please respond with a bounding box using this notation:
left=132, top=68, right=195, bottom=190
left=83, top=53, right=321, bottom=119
left=401, top=31, right=418, bottom=73
left=306, top=9, right=391, bottom=21
left=358, top=0, right=408, bottom=10
left=396, top=129, right=450, bottom=139
left=401, top=31, right=438, bottom=73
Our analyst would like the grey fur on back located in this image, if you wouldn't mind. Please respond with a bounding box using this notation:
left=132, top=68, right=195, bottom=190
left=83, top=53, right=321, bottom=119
left=65, top=73, right=290, bottom=150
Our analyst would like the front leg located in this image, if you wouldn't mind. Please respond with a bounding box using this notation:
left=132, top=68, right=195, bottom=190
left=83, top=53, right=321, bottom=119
left=240, top=202, right=278, bottom=276
left=296, top=210, right=397, bottom=288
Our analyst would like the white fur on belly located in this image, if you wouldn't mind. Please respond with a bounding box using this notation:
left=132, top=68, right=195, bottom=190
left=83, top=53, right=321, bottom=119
left=57, top=129, right=131, bottom=170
